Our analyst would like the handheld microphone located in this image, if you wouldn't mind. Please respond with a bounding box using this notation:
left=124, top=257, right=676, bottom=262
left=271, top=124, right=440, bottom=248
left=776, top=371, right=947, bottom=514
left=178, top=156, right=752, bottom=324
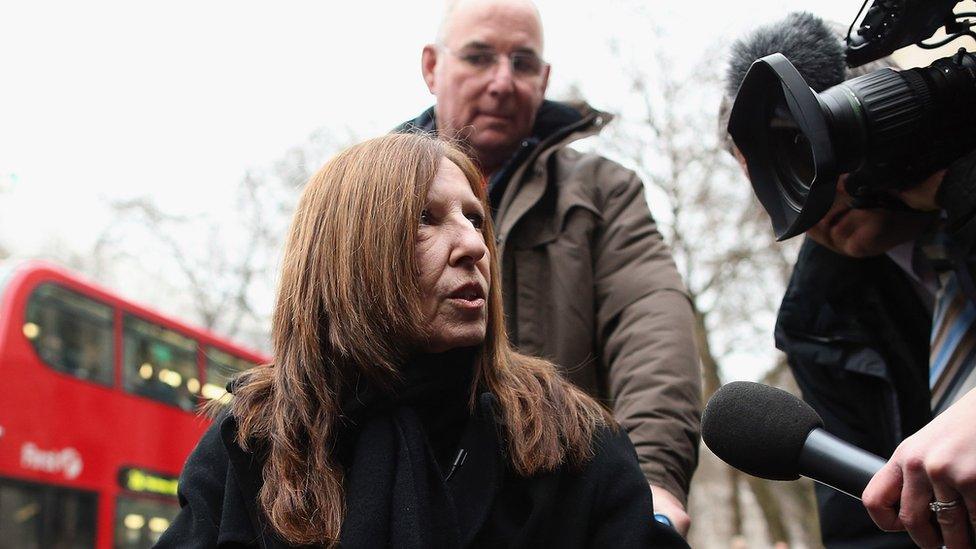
left=701, top=381, right=887, bottom=500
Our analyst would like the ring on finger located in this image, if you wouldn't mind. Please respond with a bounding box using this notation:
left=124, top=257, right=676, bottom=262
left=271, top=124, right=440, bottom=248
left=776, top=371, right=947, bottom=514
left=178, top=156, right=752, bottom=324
left=929, top=499, right=962, bottom=513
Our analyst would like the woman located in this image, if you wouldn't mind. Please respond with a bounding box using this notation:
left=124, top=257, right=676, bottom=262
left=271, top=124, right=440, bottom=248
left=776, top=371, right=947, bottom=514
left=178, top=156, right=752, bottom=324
left=157, top=133, right=686, bottom=548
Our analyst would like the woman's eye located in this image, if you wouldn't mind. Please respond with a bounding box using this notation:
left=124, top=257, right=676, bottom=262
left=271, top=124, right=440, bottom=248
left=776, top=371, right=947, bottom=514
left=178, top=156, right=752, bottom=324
left=420, top=209, right=432, bottom=225
left=467, top=213, right=485, bottom=229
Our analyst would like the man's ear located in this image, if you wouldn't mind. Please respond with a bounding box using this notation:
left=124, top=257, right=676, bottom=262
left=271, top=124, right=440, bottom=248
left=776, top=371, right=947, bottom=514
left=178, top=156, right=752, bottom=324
left=732, top=145, right=750, bottom=179
left=539, top=62, right=551, bottom=96
left=422, top=44, right=439, bottom=94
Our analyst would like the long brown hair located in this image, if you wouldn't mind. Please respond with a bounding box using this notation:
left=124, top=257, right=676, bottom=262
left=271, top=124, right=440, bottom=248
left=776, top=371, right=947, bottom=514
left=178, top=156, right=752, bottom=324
left=230, top=133, right=612, bottom=546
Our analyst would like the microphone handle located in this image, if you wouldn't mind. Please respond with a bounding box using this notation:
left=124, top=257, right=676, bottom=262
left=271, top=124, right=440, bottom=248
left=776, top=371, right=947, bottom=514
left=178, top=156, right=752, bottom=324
left=796, top=428, right=887, bottom=500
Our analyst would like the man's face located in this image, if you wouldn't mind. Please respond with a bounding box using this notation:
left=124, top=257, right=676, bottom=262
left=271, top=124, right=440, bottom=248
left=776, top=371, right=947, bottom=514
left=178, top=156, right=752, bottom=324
left=733, top=147, right=933, bottom=257
left=422, top=0, right=549, bottom=163
left=805, top=177, right=935, bottom=257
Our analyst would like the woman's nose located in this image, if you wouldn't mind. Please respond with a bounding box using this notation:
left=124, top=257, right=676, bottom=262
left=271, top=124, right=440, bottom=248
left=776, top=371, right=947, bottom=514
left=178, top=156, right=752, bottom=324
left=449, top=220, right=488, bottom=266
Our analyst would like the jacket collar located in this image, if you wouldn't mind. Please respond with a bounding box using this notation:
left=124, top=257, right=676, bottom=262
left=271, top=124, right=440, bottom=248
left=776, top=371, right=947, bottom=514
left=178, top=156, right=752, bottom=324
left=394, top=99, right=606, bottom=145
left=775, top=238, right=932, bottom=346
left=396, top=100, right=612, bottom=257
left=395, top=100, right=611, bottom=200
left=493, top=101, right=609, bottom=256
left=776, top=239, right=883, bottom=341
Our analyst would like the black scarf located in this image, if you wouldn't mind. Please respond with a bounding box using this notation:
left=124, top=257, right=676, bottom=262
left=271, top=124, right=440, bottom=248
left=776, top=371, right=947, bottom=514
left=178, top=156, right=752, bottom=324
left=337, top=349, right=504, bottom=549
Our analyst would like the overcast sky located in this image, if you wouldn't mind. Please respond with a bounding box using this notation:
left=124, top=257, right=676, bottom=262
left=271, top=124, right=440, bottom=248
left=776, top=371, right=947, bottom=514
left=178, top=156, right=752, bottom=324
left=0, top=0, right=874, bottom=253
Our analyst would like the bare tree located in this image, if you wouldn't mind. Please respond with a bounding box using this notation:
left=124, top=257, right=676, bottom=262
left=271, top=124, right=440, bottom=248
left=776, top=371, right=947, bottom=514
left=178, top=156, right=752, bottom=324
left=90, top=129, right=354, bottom=350
left=583, top=39, right=814, bottom=547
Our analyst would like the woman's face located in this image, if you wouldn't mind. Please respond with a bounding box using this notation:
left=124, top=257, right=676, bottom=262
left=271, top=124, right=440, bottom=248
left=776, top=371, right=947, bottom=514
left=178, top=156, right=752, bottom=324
left=415, top=158, right=491, bottom=353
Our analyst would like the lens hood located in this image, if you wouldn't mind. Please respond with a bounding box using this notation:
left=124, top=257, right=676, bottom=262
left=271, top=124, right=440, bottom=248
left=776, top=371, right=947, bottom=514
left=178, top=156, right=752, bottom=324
left=728, top=53, right=839, bottom=240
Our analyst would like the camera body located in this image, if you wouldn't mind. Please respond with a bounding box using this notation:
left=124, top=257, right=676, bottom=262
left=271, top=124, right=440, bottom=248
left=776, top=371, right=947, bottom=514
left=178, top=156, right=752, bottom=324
left=729, top=0, right=976, bottom=239
left=846, top=0, right=962, bottom=66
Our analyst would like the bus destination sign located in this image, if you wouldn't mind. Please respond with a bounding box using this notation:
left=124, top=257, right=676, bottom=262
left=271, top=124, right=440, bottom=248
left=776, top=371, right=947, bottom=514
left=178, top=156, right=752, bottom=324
left=118, top=467, right=179, bottom=497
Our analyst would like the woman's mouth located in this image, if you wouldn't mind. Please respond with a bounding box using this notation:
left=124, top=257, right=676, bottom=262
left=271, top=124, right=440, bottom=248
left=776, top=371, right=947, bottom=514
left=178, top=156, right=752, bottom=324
left=448, top=296, right=486, bottom=310
left=447, top=283, right=486, bottom=310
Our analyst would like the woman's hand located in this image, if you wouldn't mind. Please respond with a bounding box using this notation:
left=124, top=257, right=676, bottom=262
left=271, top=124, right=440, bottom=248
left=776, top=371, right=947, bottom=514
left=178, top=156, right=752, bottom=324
left=862, top=388, right=976, bottom=548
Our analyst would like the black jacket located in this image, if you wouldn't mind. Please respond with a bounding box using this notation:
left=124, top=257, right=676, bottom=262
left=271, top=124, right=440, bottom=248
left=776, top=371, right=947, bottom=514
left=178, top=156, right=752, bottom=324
left=775, top=239, right=932, bottom=548
left=156, top=404, right=687, bottom=548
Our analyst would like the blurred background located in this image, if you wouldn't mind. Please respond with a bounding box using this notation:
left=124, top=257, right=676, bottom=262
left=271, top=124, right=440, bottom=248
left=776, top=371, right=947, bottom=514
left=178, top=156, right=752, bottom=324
left=0, top=1, right=957, bottom=547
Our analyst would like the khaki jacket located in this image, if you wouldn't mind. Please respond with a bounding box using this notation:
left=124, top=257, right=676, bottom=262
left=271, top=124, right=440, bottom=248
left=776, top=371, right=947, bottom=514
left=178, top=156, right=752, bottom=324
left=401, top=101, right=701, bottom=503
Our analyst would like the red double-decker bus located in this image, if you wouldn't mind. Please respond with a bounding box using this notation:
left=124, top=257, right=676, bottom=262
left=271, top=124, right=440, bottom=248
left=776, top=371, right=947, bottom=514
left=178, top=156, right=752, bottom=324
left=0, top=260, right=270, bottom=547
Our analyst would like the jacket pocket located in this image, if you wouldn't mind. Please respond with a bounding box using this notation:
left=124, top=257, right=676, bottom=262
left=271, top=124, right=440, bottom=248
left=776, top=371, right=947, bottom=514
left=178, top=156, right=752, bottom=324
left=509, top=194, right=601, bottom=250
left=512, top=247, right=549, bottom=353
left=509, top=202, right=598, bottom=365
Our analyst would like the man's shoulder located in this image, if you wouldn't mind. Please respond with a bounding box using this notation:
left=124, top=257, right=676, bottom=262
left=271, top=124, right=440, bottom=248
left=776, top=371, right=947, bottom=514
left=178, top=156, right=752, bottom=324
left=548, top=147, right=640, bottom=193
left=777, top=239, right=927, bottom=341
left=550, top=146, right=628, bottom=172
left=785, top=240, right=905, bottom=304
left=394, top=107, right=437, bottom=134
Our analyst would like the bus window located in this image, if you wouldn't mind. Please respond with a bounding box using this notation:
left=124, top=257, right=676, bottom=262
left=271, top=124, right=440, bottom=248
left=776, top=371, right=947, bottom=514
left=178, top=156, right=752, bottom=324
left=114, top=495, right=179, bottom=548
left=24, top=283, right=115, bottom=386
left=203, top=347, right=259, bottom=401
left=0, top=477, right=97, bottom=548
left=123, top=315, right=198, bottom=411
left=0, top=262, right=15, bottom=297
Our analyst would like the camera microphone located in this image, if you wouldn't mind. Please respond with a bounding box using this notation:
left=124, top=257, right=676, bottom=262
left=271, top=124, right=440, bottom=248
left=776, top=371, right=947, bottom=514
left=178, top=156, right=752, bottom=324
left=702, top=381, right=887, bottom=500
left=725, top=12, right=845, bottom=99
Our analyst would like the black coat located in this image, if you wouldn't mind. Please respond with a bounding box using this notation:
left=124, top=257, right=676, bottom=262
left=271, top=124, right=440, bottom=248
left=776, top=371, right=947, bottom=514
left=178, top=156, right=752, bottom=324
left=775, top=239, right=932, bottom=548
left=156, top=403, right=687, bottom=548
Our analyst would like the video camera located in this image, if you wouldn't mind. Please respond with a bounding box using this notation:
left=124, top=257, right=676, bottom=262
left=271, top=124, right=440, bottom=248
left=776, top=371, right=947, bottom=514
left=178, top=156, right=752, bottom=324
left=729, top=0, right=976, bottom=240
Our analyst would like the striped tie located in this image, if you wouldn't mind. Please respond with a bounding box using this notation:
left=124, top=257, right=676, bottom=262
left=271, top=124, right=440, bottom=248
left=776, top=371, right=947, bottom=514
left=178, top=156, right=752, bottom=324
left=926, top=232, right=976, bottom=414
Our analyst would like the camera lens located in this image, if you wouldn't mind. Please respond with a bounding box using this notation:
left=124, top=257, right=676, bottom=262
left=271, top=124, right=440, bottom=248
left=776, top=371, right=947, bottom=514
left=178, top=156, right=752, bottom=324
left=768, top=103, right=815, bottom=212
left=728, top=53, right=842, bottom=240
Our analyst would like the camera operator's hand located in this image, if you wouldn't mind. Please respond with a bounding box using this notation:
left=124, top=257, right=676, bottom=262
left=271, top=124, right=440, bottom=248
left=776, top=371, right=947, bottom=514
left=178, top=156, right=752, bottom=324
left=863, top=388, right=976, bottom=548
left=895, top=169, right=947, bottom=212
left=650, top=484, right=690, bottom=537
left=895, top=148, right=976, bottom=216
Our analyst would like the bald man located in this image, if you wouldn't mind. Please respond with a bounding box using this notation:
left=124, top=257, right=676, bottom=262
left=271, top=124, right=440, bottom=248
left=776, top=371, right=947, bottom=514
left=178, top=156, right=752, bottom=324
left=397, top=0, right=701, bottom=534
